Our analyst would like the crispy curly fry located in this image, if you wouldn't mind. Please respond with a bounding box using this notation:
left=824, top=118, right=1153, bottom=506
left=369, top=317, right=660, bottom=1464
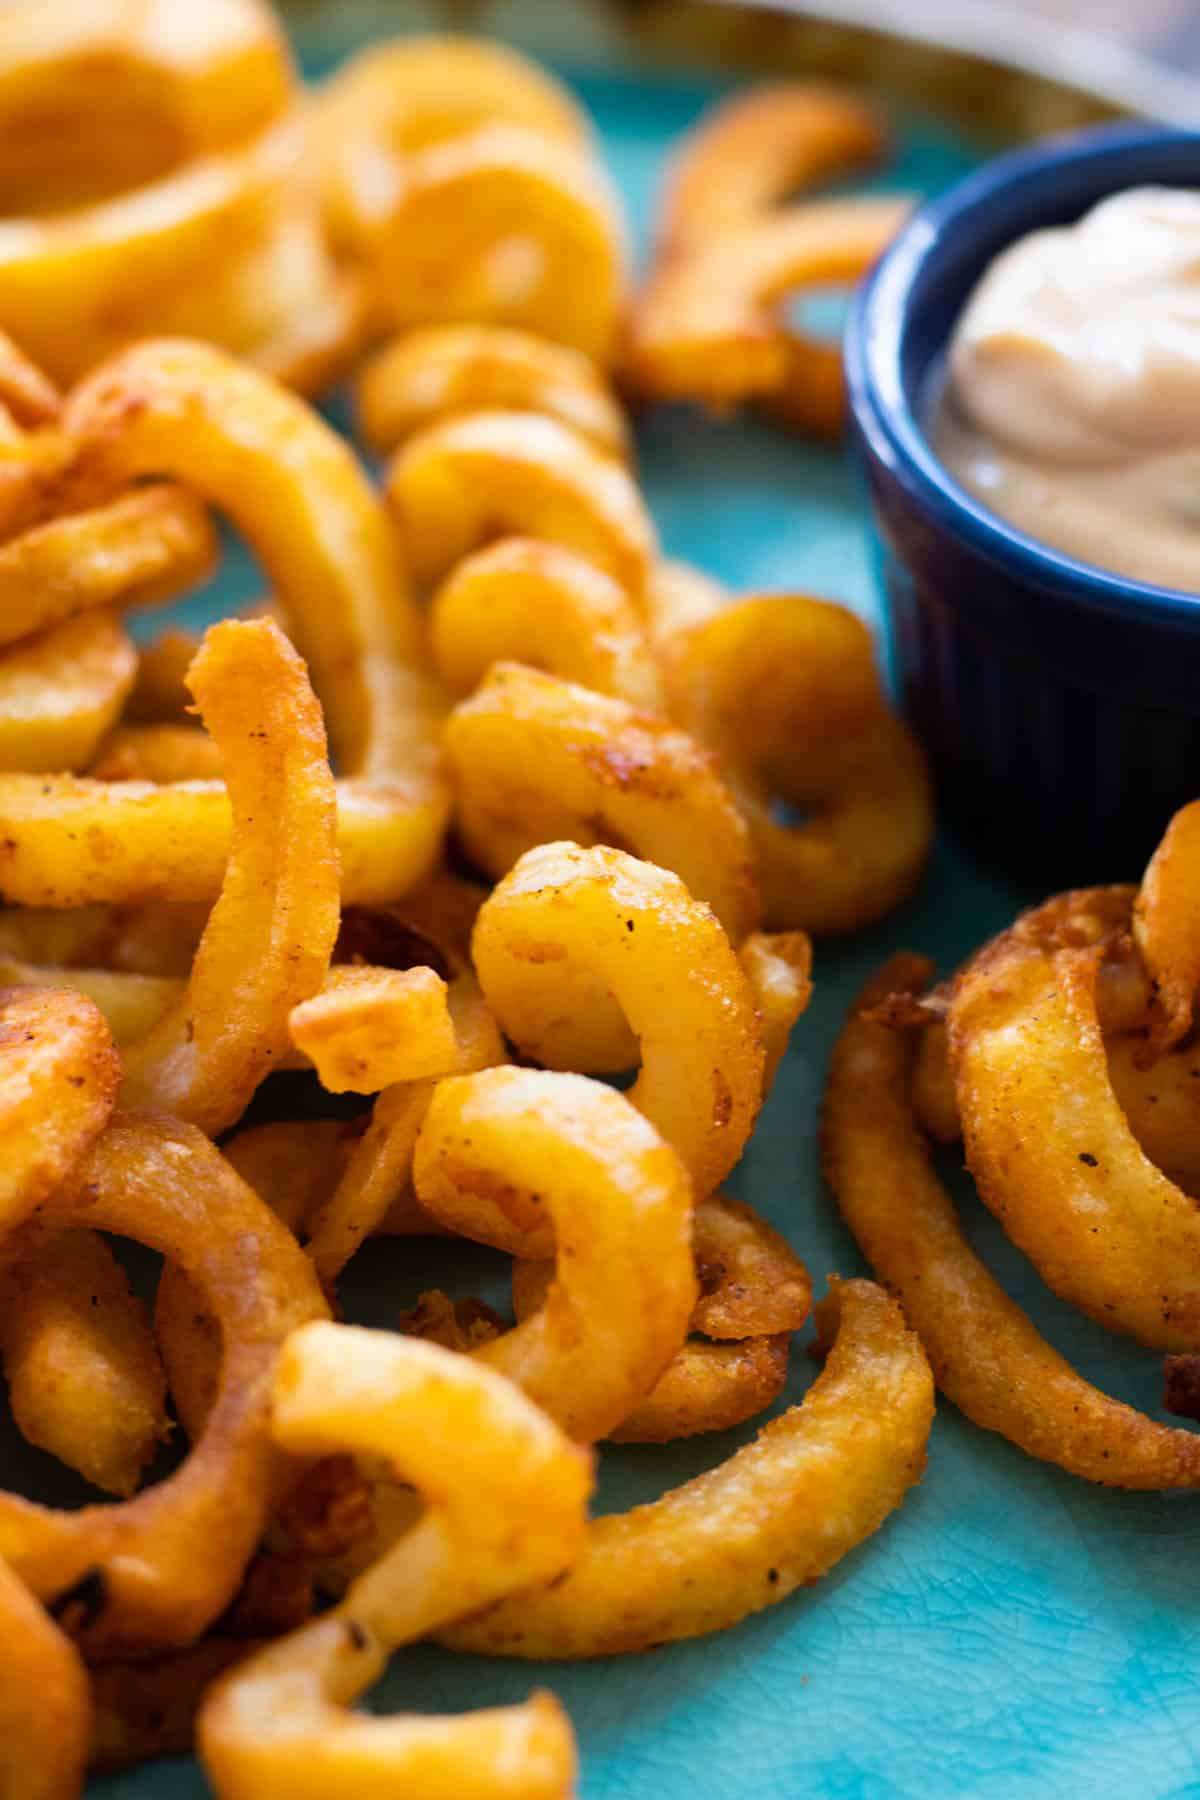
left=825, top=954, right=1200, bottom=1486
left=61, top=338, right=441, bottom=782
left=512, top=1193, right=810, bottom=1442
left=387, top=409, right=654, bottom=597
left=0, top=1558, right=90, bottom=1800
left=0, top=984, right=119, bottom=1234
left=314, top=34, right=590, bottom=257
left=0, top=899, right=207, bottom=976
left=356, top=325, right=628, bottom=459
left=472, top=843, right=763, bottom=1194
left=644, top=557, right=728, bottom=713
left=0, top=611, right=136, bottom=773
left=442, top=1277, right=931, bottom=1657
left=0, top=1228, right=167, bottom=1498
left=445, top=663, right=759, bottom=944
left=1133, top=798, right=1200, bottom=1056
left=431, top=538, right=663, bottom=710
left=90, top=723, right=223, bottom=783
left=0, top=770, right=446, bottom=908
left=950, top=888, right=1200, bottom=1351
left=627, top=196, right=908, bottom=409
left=0, top=0, right=293, bottom=211
left=304, top=959, right=503, bottom=1284
left=668, top=594, right=931, bottom=932
left=655, top=82, right=886, bottom=261
left=119, top=618, right=338, bottom=1135
left=289, top=966, right=456, bottom=1095
left=740, top=929, right=812, bottom=1092
left=366, top=123, right=627, bottom=361
left=414, top=1066, right=696, bottom=1441
left=0, top=1113, right=327, bottom=1653
left=0, top=118, right=348, bottom=388
left=198, top=1323, right=588, bottom=1800
left=0, top=328, right=59, bottom=426
left=0, top=485, right=216, bottom=650
left=0, top=956, right=179, bottom=1045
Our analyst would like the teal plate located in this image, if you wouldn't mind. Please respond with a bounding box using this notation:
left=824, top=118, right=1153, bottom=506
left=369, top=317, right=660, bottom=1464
left=87, top=50, right=1200, bottom=1800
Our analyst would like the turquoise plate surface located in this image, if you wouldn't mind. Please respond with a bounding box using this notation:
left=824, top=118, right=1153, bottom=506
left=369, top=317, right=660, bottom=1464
left=88, top=52, right=1200, bottom=1800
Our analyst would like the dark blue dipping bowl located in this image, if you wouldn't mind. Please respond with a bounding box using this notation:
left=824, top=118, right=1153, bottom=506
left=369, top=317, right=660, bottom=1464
left=846, top=123, right=1200, bottom=887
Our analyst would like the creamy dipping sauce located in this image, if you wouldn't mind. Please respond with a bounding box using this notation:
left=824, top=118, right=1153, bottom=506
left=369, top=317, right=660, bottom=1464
left=933, top=185, right=1200, bottom=592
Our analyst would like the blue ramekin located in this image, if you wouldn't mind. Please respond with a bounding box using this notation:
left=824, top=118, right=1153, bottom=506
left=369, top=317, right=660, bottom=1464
left=846, top=123, right=1200, bottom=887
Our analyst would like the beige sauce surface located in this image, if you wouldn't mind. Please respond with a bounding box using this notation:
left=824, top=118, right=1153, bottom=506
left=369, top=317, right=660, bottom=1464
left=933, top=186, right=1200, bottom=592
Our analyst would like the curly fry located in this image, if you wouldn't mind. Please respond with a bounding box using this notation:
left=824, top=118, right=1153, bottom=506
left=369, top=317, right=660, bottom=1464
left=442, top=1278, right=931, bottom=1656
left=0, top=485, right=217, bottom=649
left=414, top=1066, right=697, bottom=1441
left=0, top=327, right=59, bottom=426
left=386, top=409, right=654, bottom=597
left=627, top=196, right=908, bottom=409
left=512, top=1194, right=811, bottom=1442
left=356, top=325, right=628, bottom=459
left=198, top=1323, right=588, bottom=1800
left=0, top=1114, right=327, bottom=1654
left=1133, top=798, right=1200, bottom=1056
left=89, top=1638, right=257, bottom=1774
left=740, top=929, right=812, bottom=1092
left=431, top=538, right=663, bottom=711
left=0, top=1229, right=167, bottom=1498
left=0, top=985, right=119, bottom=1234
left=0, top=1558, right=90, bottom=1800
left=314, top=34, right=590, bottom=256
left=826, top=954, right=1200, bottom=1486
left=655, top=83, right=886, bottom=261
left=61, top=338, right=441, bottom=782
left=289, top=966, right=457, bottom=1095
left=0, top=770, right=446, bottom=908
left=90, top=723, right=223, bottom=783
left=116, top=619, right=337, bottom=1133
left=445, top=663, right=759, bottom=944
left=0, top=610, right=136, bottom=774
left=950, top=888, right=1200, bottom=1352
left=473, top=843, right=763, bottom=1194
left=366, top=124, right=627, bottom=360
left=667, top=594, right=931, bottom=932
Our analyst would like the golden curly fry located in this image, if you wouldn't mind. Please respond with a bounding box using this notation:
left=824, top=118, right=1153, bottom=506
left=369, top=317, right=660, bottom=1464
left=117, top=619, right=338, bottom=1135
left=366, top=123, right=627, bottom=361
left=1133, top=798, right=1200, bottom=1056
left=0, top=955, right=179, bottom=1044
left=0, top=899, right=207, bottom=976
left=472, top=843, right=763, bottom=1194
left=950, top=887, right=1200, bottom=1352
left=0, top=1227, right=167, bottom=1499
left=446, top=663, right=759, bottom=944
left=512, top=1193, right=811, bottom=1442
left=655, top=82, right=886, bottom=262
left=0, top=328, right=59, bottom=426
left=61, top=338, right=441, bottom=781
left=431, top=538, right=663, bottom=711
left=415, top=1066, right=697, bottom=1441
left=644, top=557, right=728, bottom=713
left=90, top=723, right=223, bottom=783
left=223, top=1119, right=356, bottom=1238
left=0, top=984, right=119, bottom=1234
left=668, top=594, right=932, bottom=932
left=0, top=0, right=293, bottom=212
left=915, top=1006, right=1200, bottom=1193
left=442, top=1277, right=931, bottom=1657
left=387, top=409, right=654, bottom=597
left=0, top=117, right=350, bottom=388
left=0, top=770, right=446, bottom=907
left=0, top=1113, right=328, bottom=1654
left=0, top=485, right=216, bottom=650
left=825, top=954, right=1200, bottom=1487
left=314, top=34, right=590, bottom=257
left=289, top=966, right=457, bottom=1095
left=0, top=610, right=136, bottom=773
left=0, top=1558, right=90, bottom=1800
left=198, top=1323, right=588, bottom=1800
left=356, top=325, right=628, bottom=459
left=627, top=196, right=909, bottom=409
left=740, top=929, right=813, bottom=1092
